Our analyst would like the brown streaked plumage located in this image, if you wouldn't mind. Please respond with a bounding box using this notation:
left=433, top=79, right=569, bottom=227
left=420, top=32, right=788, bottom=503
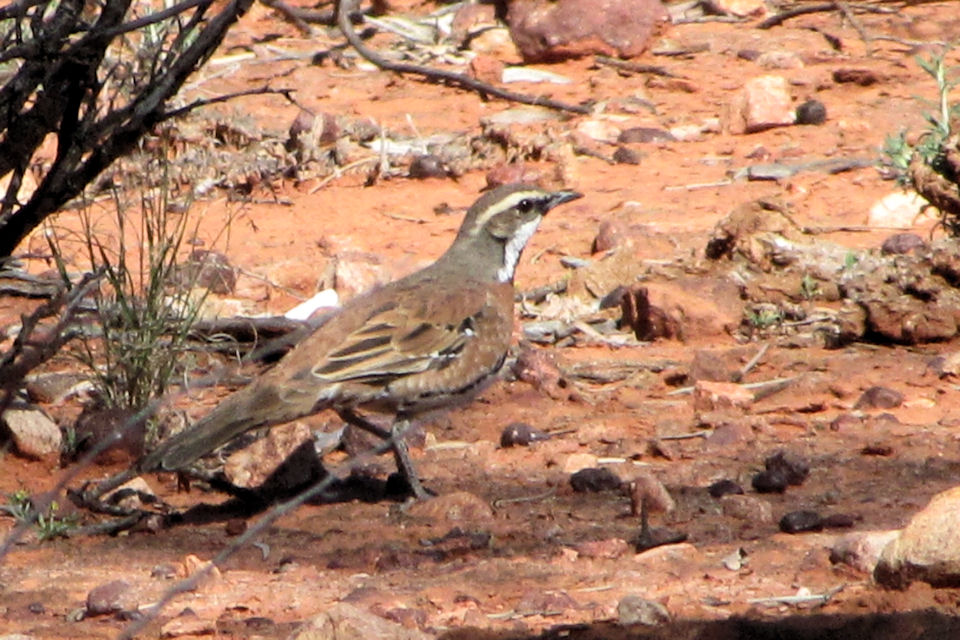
left=138, top=183, right=582, bottom=498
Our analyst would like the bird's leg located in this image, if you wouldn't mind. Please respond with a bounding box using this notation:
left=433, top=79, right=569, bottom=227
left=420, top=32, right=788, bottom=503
left=388, top=416, right=431, bottom=500
left=336, top=408, right=431, bottom=500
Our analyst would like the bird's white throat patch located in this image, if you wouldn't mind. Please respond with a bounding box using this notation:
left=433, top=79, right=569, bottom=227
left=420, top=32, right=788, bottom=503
left=497, top=217, right=541, bottom=283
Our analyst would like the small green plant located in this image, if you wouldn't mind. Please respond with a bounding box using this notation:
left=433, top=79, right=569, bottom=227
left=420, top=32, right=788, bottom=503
left=1, top=492, right=77, bottom=540
left=747, top=307, right=783, bottom=330
left=843, top=252, right=860, bottom=270
left=882, top=44, right=960, bottom=234
left=800, top=273, right=821, bottom=300
left=34, top=501, right=78, bottom=541
left=3, top=489, right=32, bottom=521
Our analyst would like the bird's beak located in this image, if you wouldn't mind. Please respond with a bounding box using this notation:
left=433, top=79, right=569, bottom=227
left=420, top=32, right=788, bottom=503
left=546, top=190, right=583, bottom=211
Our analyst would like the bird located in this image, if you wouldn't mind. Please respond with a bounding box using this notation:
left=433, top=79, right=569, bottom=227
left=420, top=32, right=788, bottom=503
left=138, top=183, right=582, bottom=499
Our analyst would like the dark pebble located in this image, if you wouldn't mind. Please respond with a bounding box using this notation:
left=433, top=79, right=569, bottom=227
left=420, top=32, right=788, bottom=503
left=28, top=602, right=45, bottom=614
left=224, top=518, right=247, bottom=536
left=779, top=510, right=824, bottom=533
left=708, top=479, right=744, bottom=498
left=854, top=386, right=903, bottom=410
left=617, top=127, right=676, bottom=144
left=764, top=450, right=809, bottom=486
left=737, top=49, right=761, bottom=61
left=881, top=232, right=926, bottom=255
left=861, top=443, right=894, bottom=456
left=795, top=99, right=827, bottom=125
left=570, top=467, right=622, bottom=493
left=752, top=468, right=789, bottom=494
left=599, top=285, right=629, bottom=310
left=500, top=422, right=549, bottom=447
left=822, top=513, right=856, bottom=528
left=613, top=146, right=643, bottom=165
left=408, top=154, right=449, bottom=179
left=833, top=68, right=879, bottom=86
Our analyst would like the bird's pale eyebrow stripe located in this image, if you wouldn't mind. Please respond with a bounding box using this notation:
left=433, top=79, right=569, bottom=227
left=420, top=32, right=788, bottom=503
left=464, top=191, right=543, bottom=235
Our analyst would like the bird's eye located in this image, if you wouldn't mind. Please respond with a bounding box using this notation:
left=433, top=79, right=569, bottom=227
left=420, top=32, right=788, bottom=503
left=517, top=198, right=534, bottom=213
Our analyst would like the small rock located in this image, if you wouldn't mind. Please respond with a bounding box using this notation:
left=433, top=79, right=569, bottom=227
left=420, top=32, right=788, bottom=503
left=875, top=486, right=960, bottom=588
left=704, top=0, right=766, bottom=17
left=224, top=422, right=321, bottom=490
left=752, top=468, right=788, bottom=494
left=881, top=233, right=926, bottom=255
left=830, top=530, right=899, bottom=574
left=408, top=155, right=449, bottom=179
left=780, top=510, right=824, bottom=533
left=72, top=405, right=145, bottom=465
left=617, top=127, right=676, bottom=144
left=500, top=422, right=550, bottom=447
left=592, top=220, right=629, bottom=254
left=692, top=380, right=753, bottom=413
left=517, top=589, right=579, bottom=614
left=161, top=612, right=218, bottom=638
left=822, top=513, right=856, bottom=529
left=512, top=345, right=567, bottom=399
left=795, top=99, right=827, bottom=125
left=1, top=406, right=61, bottom=459
left=575, top=538, right=631, bottom=559
left=613, top=147, right=643, bottom=165
left=181, top=555, right=221, bottom=590
left=485, top=162, right=543, bottom=189
left=720, top=494, right=773, bottom=523
left=833, top=68, right=880, bottom=86
left=86, top=580, right=134, bottom=617
left=576, top=119, right=622, bottom=143
left=854, top=386, right=904, bottom=410
left=617, top=594, right=670, bottom=626
left=381, top=607, right=427, bottom=630
left=507, top=0, right=668, bottom=62
left=868, top=191, right=929, bottom=228
left=570, top=467, right=622, bottom=492
left=703, top=421, right=755, bottom=449
left=721, top=547, right=748, bottom=570
left=689, top=347, right=750, bottom=382
left=24, top=372, right=90, bottom=404
left=177, top=249, right=236, bottom=294
left=723, top=75, right=795, bottom=134
left=224, top=518, right=247, bottom=536
left=618, top=284, right=680, bottom=341
left=406, top=491, right=493, bottom=522
left=467, top=54, right=504, bottom=85
left=763, top=450, right=810, bottom=486
left=708, top=479, right=744, bottom=498
left=829, top=413, right=862, bottom=432
left=756, top=50, right=804, bottom=70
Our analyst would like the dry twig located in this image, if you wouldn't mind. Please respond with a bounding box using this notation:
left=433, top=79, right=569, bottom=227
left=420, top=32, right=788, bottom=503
left=336, top=0, right=590, bottom=115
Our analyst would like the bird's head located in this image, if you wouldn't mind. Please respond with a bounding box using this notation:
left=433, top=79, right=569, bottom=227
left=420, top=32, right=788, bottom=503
left=452, top=183, right=582, bottom=282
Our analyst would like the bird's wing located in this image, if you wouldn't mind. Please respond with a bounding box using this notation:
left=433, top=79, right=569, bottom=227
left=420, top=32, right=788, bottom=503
left=308, top=298, right=478, bottom=384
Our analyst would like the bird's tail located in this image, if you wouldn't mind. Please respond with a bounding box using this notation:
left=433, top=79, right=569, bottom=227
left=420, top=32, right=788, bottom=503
left=138, top=383, right=284, bottom=472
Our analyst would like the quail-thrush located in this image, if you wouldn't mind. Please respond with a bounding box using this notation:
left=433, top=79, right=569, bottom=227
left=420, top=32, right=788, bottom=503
left=139, top=183, right=582, bottom=498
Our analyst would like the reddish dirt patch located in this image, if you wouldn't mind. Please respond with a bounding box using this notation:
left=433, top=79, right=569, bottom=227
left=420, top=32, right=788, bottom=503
left=3, top=2, right=960, bottom=639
